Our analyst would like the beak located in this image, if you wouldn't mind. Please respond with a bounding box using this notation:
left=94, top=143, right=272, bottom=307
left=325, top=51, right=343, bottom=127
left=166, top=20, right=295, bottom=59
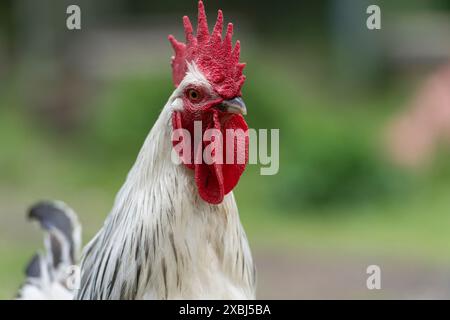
left=219, top=97, right=247, bottom=115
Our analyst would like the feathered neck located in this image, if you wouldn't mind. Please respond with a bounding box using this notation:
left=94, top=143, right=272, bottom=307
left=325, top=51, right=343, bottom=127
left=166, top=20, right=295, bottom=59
left=76, top=99, right=255, bottom=300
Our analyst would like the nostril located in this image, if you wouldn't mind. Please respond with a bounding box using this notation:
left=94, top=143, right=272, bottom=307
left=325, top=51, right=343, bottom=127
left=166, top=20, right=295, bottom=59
left=215, top=104, right=227, bottom=112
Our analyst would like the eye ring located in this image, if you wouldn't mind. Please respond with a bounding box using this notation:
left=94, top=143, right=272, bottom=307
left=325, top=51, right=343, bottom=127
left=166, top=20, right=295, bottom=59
left=186, top=88, right=202, bottom=102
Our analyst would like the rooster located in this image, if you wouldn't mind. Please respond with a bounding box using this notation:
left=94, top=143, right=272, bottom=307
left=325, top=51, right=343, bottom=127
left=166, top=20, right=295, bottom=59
left=19, top=1, right=255, bottom=300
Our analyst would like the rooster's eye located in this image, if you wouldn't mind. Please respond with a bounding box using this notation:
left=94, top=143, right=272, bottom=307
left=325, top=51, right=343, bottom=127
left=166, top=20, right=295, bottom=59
left=187, top=88, right=202, bottom=102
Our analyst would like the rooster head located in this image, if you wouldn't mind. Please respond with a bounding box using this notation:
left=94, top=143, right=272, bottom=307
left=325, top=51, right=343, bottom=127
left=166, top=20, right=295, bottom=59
left=168, top=0, right=248, bottom=205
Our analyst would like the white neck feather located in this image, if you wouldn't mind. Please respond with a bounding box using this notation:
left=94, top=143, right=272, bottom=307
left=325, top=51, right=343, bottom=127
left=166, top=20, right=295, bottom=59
left=76, top=95, right=256, bottom=300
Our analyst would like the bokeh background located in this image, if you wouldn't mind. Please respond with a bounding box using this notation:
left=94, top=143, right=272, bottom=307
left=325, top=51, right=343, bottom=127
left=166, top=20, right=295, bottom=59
left=1, top=0, right=450, bottom=299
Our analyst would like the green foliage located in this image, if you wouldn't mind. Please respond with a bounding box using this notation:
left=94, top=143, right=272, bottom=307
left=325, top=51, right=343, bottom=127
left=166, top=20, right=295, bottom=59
left=280, top=127, right=408, bottom=209
left=83, top=73, right=172, bottom=164
left=236, top=62, right=410, bottom=210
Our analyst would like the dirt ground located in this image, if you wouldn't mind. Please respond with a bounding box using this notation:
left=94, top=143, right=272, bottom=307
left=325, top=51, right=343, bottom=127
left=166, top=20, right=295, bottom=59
left=254, top=249, right=450, bottom=299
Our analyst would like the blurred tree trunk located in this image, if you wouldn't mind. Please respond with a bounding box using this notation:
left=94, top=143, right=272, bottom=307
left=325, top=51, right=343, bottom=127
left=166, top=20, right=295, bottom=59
left=329, top=0, right=382, bottom=92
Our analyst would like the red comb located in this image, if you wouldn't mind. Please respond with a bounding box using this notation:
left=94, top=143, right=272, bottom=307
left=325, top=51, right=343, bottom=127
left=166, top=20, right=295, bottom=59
left=168, top=0, right=246, bottom=98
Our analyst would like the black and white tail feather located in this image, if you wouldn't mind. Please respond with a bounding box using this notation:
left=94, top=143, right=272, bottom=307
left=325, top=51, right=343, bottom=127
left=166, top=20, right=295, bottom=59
left=16, top=201, right=82, bottom=300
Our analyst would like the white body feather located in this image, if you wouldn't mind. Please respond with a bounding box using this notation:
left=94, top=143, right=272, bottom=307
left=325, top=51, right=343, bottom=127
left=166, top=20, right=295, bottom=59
left=18, top=278, right=73, bottom=300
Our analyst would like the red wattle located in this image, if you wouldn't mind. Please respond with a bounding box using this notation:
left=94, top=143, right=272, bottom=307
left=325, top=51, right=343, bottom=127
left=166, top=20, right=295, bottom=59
left=172, top=111, right=248, bottom=204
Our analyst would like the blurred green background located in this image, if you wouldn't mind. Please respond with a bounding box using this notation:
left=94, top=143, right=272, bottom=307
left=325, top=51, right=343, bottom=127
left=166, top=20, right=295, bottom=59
left=1, top=0, right=450, bottom=299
